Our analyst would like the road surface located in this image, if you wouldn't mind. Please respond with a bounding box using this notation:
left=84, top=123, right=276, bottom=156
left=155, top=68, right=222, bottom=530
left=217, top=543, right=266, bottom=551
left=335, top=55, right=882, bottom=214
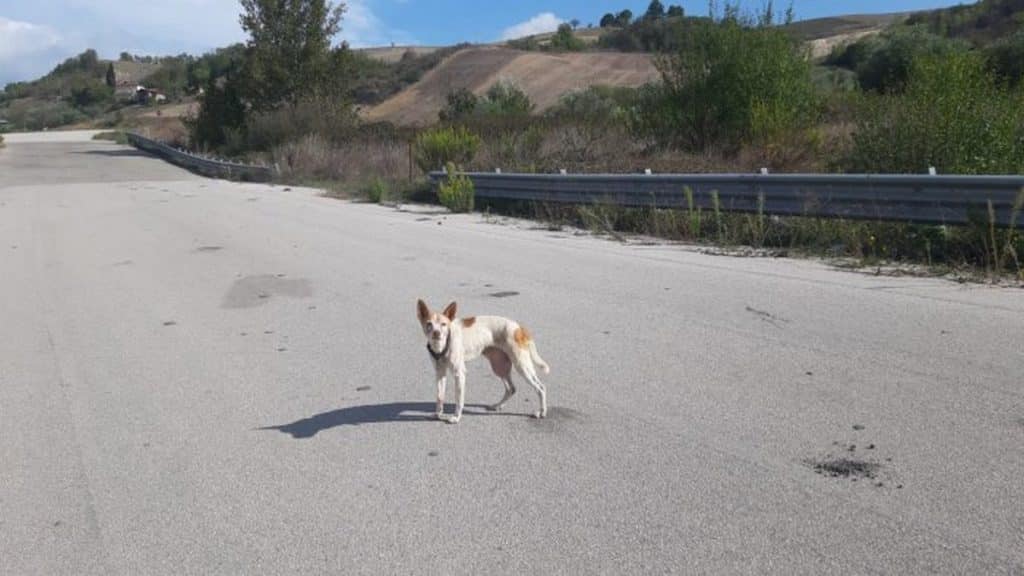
left=2, top=131, right=1023, bottom=574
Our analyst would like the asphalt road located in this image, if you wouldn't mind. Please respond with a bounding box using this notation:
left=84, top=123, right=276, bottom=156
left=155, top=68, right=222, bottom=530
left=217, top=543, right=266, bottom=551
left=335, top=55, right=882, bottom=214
left=2, top=131, right=1023, bottom=575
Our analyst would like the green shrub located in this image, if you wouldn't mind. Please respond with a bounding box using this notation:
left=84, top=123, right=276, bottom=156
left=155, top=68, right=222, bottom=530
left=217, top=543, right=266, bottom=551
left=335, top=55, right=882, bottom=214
left=986, top=29, right=1024, bottom=85
left=438, top=162, right=474, bottom=213
left=439, top=88, right=478, bottom=122
left=634, top=16, right=817, bottom=151
left=547, top=85, right=638, bottom=122
left=827, top=27, right=969, bottom=93
left=477, top=81, right=533, bottom=117
left=848, top=51, right=1024, bottom=174
left=6, top=100, right=86, bottom=131
left=243, top=94, right=357, bottom=151
left=547, top=23, right=586, bottom=51
left=364, top=177, right=386, bottom=203
left=413, top=126, right=481, bottom=172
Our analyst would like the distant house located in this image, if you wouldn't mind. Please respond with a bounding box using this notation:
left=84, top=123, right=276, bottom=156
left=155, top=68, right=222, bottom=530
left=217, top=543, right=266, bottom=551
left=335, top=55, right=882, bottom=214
left=134, top=85, right=167, bottom=104
left=0, top=119, right=9, bottom=132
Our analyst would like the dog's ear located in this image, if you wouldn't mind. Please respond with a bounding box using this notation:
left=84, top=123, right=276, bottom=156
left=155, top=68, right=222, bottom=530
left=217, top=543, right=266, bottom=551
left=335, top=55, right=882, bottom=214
left=442, top=301, right=457, bottom=321
left=416, top=299, right=430, bottom=323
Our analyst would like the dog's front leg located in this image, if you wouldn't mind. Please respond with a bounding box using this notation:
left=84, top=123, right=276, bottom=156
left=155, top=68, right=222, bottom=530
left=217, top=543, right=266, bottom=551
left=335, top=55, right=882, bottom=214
left=435, top=364, right=447, bottom=420
left=446, top=366, right=466, bottom=424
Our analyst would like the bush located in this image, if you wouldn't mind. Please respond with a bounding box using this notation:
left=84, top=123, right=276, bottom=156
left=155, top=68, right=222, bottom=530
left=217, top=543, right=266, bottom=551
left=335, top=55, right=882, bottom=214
left=438, top=162, right=475, bottom=213
left=848, top=51, right=1024, bottom=174
left=439, top=88, right=478, bottom=122
left=242, top=94, right=357, bottom=151
left=413, top=126, right=481, bottom=172
left=547, top=85, right=638, bottom=122
left=634, top=16, right=817, bottom=151
left=364, top=177, right=386, bottom=203
left=69, top=78, right=113, bottom=110
left=986, top=30, right=1024, bottom=85
left=828, top=27, right=969, bottom=93
left=477, top=81, right=533, bottom=117
left=6, top=100, right=86, bottom=130
left=548, top=24, right=586, bottom=51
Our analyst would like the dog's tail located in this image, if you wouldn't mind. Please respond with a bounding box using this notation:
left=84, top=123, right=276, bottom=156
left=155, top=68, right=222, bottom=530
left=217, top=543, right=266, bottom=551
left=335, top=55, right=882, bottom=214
left=529, top=340, right=551, bottom=374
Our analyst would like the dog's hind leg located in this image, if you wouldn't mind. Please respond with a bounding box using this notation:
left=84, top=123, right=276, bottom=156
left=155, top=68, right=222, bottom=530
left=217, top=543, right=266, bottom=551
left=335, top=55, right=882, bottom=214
left=483, top=347, right=515, bottom=412
left=489, top=378, right=516, bottom=412
left=513, top=351, right=547, bottom=419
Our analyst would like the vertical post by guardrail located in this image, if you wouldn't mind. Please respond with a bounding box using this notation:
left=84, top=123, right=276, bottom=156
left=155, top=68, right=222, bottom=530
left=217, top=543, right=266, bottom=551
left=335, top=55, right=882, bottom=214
left=760, top=167, right=769, bottom=175
left=559, top=169, right=567, bottom=175
left=644, top=169, right=652, bottom=175
left=929, top=166, right=937, bottom=176
left=495, top=168, right=501, bottom=174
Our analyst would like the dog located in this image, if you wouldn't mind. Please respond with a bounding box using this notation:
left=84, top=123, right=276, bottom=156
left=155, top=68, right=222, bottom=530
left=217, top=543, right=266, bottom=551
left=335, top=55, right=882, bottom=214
left=416, top=299, right=550, bottom=424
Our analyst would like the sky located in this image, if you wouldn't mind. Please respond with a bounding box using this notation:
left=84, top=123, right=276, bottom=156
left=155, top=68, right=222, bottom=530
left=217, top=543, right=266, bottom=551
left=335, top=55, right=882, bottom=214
left=0, top=0, right=971, bottom=86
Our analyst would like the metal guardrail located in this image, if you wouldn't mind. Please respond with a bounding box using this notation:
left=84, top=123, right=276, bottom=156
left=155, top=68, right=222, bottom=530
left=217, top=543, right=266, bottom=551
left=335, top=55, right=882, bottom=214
left=429, top=171, right=1024, bottom=227
left=126, top=132, right=276, bottom=182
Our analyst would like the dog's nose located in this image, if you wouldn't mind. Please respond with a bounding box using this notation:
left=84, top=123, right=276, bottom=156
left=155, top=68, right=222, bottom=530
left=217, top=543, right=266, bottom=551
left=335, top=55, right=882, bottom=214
left=432, top=330, right=441, bottom=339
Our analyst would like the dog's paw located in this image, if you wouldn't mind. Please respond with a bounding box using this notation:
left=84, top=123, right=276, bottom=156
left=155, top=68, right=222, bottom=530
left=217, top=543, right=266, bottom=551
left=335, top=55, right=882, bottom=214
left=533, top=410, right=546, bottom=419
left=443, top=415, right=461, bottom=425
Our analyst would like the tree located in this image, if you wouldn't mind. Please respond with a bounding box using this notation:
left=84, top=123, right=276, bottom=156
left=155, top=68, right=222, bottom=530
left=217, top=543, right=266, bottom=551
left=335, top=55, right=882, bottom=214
left=599, top=13, right=616, bottom=27
left=105, top=62, right=116, bottom=88
left=68, top=78, right=113, bottom=109
left=239, top=0, right=347, bottom=111
left=634, top=16, right=817, bottom=151
left=119, top=52, right=133, bottom=62
left=645, top=0, right=666, bottom=20
left=615, top=9, right=633, bottom=27
left=549, top=23, right=585, bottom=51
left=570, top=18, right=581, bottom=29
left=667, top=5, right=684, bottom=18
left=189, top=74, right=246, bottom=149
left=439, top=88, right=478, bottom=122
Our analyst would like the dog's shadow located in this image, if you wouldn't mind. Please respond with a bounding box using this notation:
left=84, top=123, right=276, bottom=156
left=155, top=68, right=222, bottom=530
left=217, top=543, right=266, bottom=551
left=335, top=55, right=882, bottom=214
left=258, top=402, right=505, bottom=439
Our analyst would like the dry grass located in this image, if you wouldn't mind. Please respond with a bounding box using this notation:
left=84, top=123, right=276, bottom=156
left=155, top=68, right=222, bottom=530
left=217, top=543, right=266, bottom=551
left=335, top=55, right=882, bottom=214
left=128, top=116, right=189, bottom=147
left=362, top=47, right=658, bottom=126
left=271, top=134, right=416, bottom=199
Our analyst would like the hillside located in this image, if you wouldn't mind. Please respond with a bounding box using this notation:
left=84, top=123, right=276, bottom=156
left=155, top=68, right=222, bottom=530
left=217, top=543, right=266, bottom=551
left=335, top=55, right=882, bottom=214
left=361, top=46, right=658, bottom=126
left=782, top=13, right=909, bottom=41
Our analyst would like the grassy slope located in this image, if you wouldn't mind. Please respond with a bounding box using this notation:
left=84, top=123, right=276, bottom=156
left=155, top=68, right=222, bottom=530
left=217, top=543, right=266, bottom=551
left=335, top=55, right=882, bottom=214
left=362, top=46, right=658, bottom=126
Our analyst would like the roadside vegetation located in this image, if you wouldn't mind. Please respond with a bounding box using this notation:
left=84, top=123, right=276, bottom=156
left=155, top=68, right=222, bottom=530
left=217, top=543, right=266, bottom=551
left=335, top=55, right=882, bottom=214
left=3, top=0, right=1021, bottom=279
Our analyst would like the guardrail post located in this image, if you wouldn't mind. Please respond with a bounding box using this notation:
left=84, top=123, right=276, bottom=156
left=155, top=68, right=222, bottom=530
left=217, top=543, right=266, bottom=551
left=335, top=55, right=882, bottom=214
left=644, top=169, right=652, bottom=175
left=559, top=169, right=567, bottom=175
left=495, top=168, right=501, bottom=174
left=929, top=166, right=937, bottom=176
left=760, top=167, right=769, bottom=175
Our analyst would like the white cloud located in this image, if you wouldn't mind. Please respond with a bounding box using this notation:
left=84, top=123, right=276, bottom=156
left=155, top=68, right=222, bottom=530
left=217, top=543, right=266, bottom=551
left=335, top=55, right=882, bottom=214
left=500, top=12, right=563, bottom=41
left=0, top=17, right=65, bottom=85
left=342, top=0, right=415, bottom=48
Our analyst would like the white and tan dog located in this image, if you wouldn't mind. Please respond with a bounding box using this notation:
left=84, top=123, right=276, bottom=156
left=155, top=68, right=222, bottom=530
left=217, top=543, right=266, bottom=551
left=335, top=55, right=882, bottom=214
left=416, top=300, right=550, bottom=423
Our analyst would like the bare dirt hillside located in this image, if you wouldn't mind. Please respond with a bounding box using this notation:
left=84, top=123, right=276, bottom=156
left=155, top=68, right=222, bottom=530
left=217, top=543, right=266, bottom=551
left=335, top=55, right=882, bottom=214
left=361, top=47, right=658, bottom=126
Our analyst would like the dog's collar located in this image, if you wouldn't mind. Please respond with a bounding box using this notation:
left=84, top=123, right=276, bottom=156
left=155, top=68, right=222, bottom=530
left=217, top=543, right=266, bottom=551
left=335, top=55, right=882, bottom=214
left=427, top=335, right=451, bottom=362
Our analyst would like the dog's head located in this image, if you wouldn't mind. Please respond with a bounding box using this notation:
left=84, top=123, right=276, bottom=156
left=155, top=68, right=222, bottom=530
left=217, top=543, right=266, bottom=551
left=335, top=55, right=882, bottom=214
left=416, top=299, right=457, bottom=352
